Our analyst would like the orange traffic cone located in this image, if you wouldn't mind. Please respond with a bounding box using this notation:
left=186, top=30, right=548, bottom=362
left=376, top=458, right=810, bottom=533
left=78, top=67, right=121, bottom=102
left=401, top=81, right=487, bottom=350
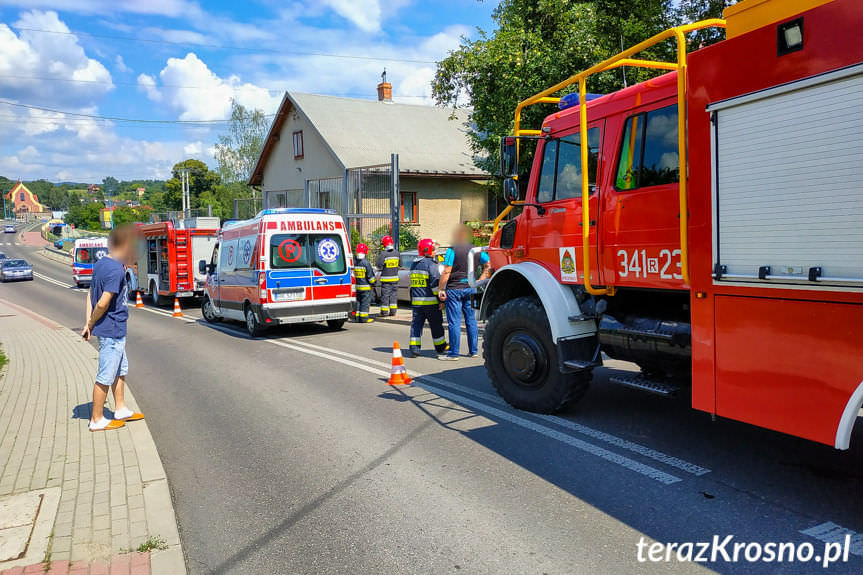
left=134, top=291, right=144, bottom=308
left=171, top=297, right=183, bottom=318
left=387, top=342, right=412, bottom=385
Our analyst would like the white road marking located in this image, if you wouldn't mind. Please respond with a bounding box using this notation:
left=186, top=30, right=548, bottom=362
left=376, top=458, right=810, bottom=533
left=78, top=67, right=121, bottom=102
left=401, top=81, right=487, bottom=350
left=201, top=325, right=684, bottom=484
left=27, top=270, right=694, bottom=484
left=801, top=522, right=863, bottom=557
left=287, top=337, right=711, bottom=477
left=33, top=271, right=80, bottom=290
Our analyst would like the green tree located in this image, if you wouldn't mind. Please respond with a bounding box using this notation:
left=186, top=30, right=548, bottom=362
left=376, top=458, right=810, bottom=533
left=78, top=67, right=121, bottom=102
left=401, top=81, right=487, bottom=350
left=433, top=0, right=675, bottom=190
left=66, top=201, right=102, bottom=230
left=214, top=99, right=269, bottom=185
left=676, top=0, right=738, bottom=47
left=164, top=159, right=220, bottom=210
left=111, top=205, right=151, bottom=226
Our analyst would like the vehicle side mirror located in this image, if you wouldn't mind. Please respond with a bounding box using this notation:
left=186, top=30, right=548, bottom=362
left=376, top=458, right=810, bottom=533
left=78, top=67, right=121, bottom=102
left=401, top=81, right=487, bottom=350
left=503, top=177, right=520, bottom=204
left=500, top=136, right=518, bottom=177
left=198, top=260, right=207, bottom=274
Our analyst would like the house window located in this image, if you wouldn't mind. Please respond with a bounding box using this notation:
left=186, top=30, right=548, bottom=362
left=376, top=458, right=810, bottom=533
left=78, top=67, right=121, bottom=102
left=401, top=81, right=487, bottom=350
left=19, top=192, right=25, bottom=202
left=292, top=131, right=304, bottom=159
left=400, top=192, right=418, bottom=222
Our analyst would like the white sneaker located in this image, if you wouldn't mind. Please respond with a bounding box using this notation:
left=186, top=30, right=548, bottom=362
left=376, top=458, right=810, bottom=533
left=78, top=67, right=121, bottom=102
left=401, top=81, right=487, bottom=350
left=89, top=417, right=125, bottom=431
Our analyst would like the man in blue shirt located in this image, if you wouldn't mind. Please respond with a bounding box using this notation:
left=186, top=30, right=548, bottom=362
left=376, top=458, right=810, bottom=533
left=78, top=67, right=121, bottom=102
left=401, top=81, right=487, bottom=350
left=438, top=225, right=490, bottom=360
left=81, top=225, right=144, bottom=431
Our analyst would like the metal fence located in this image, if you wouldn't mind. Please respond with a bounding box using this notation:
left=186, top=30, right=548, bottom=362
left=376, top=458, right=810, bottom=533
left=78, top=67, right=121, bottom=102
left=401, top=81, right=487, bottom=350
left=233, top=197, right=264, bottom=220
left=309, top=177, right=345, bottom=213
left=345, top=162, right=393, bottom=245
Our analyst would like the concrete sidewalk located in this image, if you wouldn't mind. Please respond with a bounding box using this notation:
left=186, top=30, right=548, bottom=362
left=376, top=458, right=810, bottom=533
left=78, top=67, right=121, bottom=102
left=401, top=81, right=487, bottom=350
left=0, top=299, right=184, bottom=574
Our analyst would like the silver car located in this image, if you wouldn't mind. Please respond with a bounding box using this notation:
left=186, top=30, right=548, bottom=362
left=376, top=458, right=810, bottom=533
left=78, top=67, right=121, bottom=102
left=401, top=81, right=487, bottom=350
left=0, top=259, right=33, bottom=282
left=374, top=249, right=444, bottom=302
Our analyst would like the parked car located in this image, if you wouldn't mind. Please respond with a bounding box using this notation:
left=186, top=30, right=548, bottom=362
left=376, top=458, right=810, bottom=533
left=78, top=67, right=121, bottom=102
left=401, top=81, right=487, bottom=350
left=1, top=259, right=33, bottom=282
left=4, top=225, right=15, bottom=233
left=373, top=249, right=445, bottom=303
left=54, top=239, right=64, bottom=249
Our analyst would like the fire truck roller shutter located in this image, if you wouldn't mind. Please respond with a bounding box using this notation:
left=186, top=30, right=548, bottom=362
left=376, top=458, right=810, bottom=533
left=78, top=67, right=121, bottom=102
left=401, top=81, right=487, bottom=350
left=710, top=64, right=863, bottom=285
left=479, top=261, right=596, bottom=343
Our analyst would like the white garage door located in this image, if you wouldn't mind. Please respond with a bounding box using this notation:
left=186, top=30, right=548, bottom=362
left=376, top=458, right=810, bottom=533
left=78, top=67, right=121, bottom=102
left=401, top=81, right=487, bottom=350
left=710, top=64, right=863, bottom=287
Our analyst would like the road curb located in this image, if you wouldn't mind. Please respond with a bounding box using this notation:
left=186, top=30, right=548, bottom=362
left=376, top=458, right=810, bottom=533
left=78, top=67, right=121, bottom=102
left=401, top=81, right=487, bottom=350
left=39, top=247, right=72, bottom=265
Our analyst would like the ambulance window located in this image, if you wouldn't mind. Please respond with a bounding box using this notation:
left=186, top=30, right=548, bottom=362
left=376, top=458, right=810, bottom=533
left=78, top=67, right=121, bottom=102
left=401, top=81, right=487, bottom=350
left=309, top=234, right=346, bottom=275
left=615, top=104, right=679, bottom=190
left=556, top=128, right=600, bottom=200
left=536, top=140, right=558, bottom=203
left=270, top=234, right=307, bottom=269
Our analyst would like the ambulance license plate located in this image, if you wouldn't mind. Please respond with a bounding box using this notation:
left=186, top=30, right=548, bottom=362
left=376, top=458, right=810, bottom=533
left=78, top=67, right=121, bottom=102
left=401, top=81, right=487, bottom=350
left=273, top=288, right=305, bottom=302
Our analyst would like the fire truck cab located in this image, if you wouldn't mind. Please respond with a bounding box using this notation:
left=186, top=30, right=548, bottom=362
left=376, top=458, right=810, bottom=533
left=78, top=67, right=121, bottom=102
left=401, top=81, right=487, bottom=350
left=480, top=0, right=863, bottom=449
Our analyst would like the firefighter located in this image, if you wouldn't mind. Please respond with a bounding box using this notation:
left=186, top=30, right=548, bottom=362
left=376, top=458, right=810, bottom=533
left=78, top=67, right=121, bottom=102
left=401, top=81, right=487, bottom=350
left=407, top=238, right=448, bottom=357
left=375, top=234, right=400, bottom=317
left=353, top=243, right=376, bottom=323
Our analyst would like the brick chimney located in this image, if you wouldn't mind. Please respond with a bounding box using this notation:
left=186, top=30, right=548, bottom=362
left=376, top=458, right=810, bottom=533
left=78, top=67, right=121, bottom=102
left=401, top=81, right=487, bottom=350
left=377, top=69, right=392, bottom=102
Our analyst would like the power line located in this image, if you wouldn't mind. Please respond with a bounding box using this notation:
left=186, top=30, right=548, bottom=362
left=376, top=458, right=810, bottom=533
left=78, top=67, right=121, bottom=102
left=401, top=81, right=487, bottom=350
left=0, top=73, right=432, bottom=99
left=0, top=100, right=261, bottom=124
left=10, top=26, right=439, bottom=64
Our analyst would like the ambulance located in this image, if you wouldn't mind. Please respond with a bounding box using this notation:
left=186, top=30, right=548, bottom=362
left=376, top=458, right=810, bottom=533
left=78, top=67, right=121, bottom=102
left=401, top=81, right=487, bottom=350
left=199, top=208, right=354, bottom=336
left=71, top=237, right=109, bottom=288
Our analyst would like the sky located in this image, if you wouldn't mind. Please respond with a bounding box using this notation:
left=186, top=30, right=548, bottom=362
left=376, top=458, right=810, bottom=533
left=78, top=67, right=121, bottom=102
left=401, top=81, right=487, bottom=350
left=0, top=0, right=495, bottom=183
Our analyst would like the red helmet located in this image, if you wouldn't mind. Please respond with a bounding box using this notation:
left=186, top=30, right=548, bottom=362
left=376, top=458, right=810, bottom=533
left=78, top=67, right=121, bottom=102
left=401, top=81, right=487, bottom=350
left=381, top=235, right=394, bottom=248
left=418, top=238, right=435, bottom=257
left=356, top=243, right=369, bottom=255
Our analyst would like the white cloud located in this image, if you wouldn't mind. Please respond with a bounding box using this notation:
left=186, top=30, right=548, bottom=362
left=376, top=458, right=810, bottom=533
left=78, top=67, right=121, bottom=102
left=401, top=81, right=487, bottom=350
left=0, top=11, right=113, bottom=108
left=2, top=0, right=203, bottom=19
left=321, top=0, right=382, bottom=32
left=183, top=141, right=203, bottom=155
left=141, top=53, right=281, bottom=120
left=114, top=54, right=130, bottom=73
left=137, top=73, right=162, bottom=102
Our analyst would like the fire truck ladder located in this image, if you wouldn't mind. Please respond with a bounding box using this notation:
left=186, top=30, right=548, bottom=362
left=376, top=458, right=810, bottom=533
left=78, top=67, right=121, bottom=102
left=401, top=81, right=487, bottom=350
left=496, top=18, right=726, bottom=295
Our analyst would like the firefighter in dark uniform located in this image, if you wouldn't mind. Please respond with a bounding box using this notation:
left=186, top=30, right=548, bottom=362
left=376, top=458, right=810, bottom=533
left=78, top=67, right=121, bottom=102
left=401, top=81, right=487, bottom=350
left=375, top=234, right=400, bottom=317
left=353, top=243, right=376, bottom=323
left=407, top=238, right=448, bottom=357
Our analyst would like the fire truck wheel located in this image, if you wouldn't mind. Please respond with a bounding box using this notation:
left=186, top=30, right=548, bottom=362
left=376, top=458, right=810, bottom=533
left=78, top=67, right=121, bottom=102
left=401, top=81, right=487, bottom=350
left=484, top=296, right=590, bottom=414
left=149, top=281, right=164, bottom=307
left=245, top=304, right=264, bottom=338
left=201, top=296, right=222, bottom=323
left=326, top=319, right=346, bottom=330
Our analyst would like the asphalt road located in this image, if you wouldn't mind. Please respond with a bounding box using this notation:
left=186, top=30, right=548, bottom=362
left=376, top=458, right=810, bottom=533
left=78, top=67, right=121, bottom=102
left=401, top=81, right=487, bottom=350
left=2, top=226, right=862, bottom=575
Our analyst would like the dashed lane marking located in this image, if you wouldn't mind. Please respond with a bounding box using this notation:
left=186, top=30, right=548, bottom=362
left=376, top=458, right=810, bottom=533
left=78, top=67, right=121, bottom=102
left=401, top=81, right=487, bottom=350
left=285, top=337, right=710, bottom=477
left=27, top=270, right=694, bottom=485
left=202, top=322, right=683, bottom=485
left=801, top=522, right=863, bottom=557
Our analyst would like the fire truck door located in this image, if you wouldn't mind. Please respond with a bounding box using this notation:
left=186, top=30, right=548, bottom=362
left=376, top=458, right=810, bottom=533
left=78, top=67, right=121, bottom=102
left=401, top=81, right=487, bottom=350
left=527, top=124, right=602, bottom=286
left=602, top=104, right=685, bottom=288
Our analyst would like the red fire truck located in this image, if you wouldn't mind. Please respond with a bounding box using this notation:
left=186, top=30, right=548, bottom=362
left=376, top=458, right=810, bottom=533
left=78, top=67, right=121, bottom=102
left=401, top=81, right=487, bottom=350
left=132, top=217, right=219, bottom=306
left=477, top=0, right=863, bottom=449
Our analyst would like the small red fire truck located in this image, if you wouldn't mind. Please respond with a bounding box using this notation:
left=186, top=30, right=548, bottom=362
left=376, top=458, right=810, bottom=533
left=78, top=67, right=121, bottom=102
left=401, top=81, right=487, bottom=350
left=132, top=217, right=219, bottom=306
left=478, top=0, right=863, bottom=449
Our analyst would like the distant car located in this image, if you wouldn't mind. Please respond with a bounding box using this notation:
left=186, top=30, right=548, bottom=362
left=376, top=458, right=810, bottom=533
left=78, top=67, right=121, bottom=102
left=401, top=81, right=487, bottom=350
left=0, top=253, right=6, bottom=269
left=0, top=259, right=33, bottom=282
left=54, top=239, right=64, bottom=249
left=4, top=225, right=15, bottom=233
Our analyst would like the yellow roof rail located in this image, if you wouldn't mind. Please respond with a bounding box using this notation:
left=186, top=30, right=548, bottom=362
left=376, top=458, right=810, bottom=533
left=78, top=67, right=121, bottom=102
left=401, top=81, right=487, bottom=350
left=498, top=18, right=726, bottom=295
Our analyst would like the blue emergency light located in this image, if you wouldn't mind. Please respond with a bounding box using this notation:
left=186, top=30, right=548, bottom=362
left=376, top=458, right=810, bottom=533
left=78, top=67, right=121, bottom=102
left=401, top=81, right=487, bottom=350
left=558, top=92, right=604, bottom=110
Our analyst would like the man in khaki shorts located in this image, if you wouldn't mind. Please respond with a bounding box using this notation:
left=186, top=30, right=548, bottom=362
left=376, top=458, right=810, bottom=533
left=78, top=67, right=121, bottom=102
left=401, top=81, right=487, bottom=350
left=81, top=225, right=144, bottom=431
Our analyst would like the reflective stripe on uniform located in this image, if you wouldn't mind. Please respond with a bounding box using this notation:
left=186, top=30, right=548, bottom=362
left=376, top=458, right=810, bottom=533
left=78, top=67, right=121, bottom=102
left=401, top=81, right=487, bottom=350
left=412, top=296, right=438, bottom=305
left=358, top=312, right=368, bottom=317
left=389, top=305, right=398, bottom=310
left=357, top=286, right=372, bottom=291
left=379, top=277, right=399, bottom=282
left=433, top=336, right=447, bottom=346
left=410, top=338, right=421, bottom=346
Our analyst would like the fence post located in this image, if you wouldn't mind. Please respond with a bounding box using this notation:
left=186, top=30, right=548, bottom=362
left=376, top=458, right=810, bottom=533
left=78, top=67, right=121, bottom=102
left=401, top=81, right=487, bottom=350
left=390, top=153, right=399, bottom=247
left=233, top=199, right=238, bottom=219
left=304, top=180, right=311, bottom=208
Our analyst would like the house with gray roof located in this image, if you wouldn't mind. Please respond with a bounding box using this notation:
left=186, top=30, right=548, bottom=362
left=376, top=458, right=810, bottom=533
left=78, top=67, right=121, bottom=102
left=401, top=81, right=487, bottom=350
left=248, top=79, right=490, bottom=243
